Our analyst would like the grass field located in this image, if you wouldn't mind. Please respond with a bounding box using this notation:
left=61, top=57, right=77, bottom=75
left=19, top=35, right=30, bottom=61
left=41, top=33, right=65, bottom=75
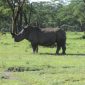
left=0, top=32, right=85, bottom=85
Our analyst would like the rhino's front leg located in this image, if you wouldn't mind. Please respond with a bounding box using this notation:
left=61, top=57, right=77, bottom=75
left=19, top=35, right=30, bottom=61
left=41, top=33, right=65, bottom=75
left=56, top=45, right=61, bottom=55
left=31, top=43, right=38, bottom=53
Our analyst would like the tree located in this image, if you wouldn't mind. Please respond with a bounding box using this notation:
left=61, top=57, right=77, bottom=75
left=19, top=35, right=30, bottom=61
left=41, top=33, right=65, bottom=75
left=0, top=0, right=11, bottom=32
left=7, top=0, right=26, bottom=33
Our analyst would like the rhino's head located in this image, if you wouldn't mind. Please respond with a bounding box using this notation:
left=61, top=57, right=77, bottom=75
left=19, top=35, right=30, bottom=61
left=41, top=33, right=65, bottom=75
left=11, top=25, right=30, bottom=42
left=11, top=29, right=25, bottom=42
left=11, top=25, right=39, bottom=42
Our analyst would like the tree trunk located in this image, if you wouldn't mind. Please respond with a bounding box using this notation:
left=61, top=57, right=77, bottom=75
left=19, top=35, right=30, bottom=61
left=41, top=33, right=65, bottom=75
left=29, top=3, right=32, bottom=25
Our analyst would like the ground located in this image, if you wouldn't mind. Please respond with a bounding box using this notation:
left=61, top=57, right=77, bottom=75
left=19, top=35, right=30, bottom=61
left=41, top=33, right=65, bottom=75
left=0, top=32, right=85, bottom=85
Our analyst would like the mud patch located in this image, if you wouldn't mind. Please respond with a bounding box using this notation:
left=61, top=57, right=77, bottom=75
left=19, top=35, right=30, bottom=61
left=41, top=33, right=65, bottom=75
left=72, top=79, right=80, bottom=82
left=44, top=65, right=55, bottom=69
left=64, top=78, right=80, bottom=83
left=6, top=66, right=43, bottom=72
left=62, top=66, right=75, bottom=69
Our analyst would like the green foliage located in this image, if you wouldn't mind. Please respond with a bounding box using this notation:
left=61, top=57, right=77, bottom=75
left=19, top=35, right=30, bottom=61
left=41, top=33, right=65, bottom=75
left=0, top=0, right=11, bottom=32
left=82, top=32, right=85, bottom=39
left=57, top=0, right=85, bottom=30
left=0, top=0, right=85, bottom=31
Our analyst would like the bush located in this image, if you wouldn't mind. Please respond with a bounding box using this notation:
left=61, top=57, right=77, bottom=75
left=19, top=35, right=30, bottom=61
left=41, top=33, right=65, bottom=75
left=82, top=35, right=85, bottom=39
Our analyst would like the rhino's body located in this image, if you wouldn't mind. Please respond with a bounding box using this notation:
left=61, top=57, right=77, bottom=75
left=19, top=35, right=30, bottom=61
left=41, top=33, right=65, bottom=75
left=11, top=26, right=66, bottom=54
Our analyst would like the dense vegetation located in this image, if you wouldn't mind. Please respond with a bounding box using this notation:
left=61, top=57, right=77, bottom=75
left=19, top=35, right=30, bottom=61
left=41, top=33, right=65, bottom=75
left=0, top=0, right=85, bottom=32
left=0, top=32, right=85, bottom=85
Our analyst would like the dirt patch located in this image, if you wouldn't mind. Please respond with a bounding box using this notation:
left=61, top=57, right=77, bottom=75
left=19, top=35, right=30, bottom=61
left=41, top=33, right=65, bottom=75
left=1, top=71, right=32, bottom=85
left=1, top=72, right=13, bottom=79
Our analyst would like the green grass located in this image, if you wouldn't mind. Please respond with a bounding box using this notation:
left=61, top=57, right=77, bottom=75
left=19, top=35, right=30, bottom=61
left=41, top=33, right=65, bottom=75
left=0, top=32, right=85, bottom=85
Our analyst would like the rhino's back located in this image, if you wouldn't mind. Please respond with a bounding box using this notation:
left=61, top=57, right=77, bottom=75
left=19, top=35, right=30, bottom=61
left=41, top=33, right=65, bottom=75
left=37, top=28, right=59, bottom=46
left=28, top=27, right=66, bottom=46
left=40, top=28, right=60, bottom=32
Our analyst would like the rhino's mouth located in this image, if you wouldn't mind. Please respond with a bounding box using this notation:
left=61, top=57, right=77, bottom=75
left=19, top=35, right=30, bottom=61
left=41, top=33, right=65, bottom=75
left=11, top=32, right=16, bottom=38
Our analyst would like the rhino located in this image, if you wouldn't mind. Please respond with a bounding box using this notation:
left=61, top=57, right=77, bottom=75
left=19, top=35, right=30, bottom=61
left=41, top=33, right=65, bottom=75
left=11, top=26, right=66, bottom=55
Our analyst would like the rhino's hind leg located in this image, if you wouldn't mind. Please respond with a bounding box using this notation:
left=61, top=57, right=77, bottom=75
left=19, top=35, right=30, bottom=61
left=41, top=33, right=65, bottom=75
left=36, top=45, right=38, bottom=53
left=62, top=45, right=66, bottom=55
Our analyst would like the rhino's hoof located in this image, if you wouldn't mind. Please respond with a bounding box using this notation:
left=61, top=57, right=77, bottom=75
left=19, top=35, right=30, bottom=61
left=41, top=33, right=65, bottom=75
left=62, top=53, right=66, bottom=55
left=56, top=53, right=60, bottom=55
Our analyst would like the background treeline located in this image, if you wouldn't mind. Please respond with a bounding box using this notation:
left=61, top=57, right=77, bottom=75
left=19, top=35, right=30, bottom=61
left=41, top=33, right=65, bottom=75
left=0, top=0, right=85, bottom=32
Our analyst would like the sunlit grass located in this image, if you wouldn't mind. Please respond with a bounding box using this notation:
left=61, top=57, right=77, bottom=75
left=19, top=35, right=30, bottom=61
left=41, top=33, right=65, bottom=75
left=0, top=32, right=85, bottom=85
